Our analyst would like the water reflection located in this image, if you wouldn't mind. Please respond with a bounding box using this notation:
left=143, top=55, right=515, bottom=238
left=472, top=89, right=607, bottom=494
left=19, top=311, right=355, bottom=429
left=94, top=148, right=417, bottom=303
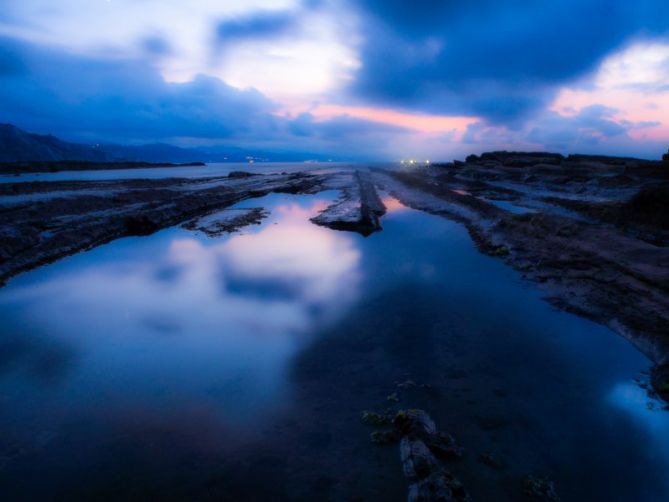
left=0, top=191, right=668, bottom=500
left=0, top=193, right=360, bottom=429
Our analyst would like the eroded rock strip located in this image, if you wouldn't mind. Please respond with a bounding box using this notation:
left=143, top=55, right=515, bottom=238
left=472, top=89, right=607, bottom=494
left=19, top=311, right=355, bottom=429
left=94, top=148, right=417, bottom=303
left=0, top=172, right=323, bottom=285
left=371, top=155, right=669, bottom=402
left=183, top=207, right=268, bottom=237
left=311, top=170, right=386, bottom=236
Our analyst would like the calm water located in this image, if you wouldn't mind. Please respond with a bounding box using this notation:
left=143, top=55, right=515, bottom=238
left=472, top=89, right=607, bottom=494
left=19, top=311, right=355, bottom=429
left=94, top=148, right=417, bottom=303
left=0, top=191, right=667, bottom=501
left=0, top=162, right=361, bottom=184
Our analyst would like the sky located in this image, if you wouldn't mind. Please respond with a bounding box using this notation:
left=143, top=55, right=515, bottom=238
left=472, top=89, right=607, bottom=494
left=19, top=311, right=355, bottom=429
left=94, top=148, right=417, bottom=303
left=1, top=0, right=669, bottom=160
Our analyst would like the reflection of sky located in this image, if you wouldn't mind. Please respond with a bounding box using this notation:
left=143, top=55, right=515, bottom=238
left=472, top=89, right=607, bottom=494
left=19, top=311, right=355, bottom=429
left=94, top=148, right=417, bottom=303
left=1, top=191, right=669, bottom=497
left=0, top=192, right=360, bottom=428
left=609, top=382, right=669, bottom=483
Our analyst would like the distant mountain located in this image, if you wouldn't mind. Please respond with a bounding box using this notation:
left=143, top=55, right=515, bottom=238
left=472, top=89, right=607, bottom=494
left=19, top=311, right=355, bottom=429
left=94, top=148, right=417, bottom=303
left=101, top=143, right=208, bottom=163
left=0, top=124, right=107, bottom=162
left=0, top=123, right=341, bottom=164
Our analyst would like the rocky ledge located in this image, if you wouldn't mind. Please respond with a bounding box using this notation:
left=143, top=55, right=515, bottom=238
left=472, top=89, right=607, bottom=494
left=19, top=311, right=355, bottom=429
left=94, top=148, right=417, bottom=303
left=371, top=151, right=669, bottom=402
left=0, top=171, right=324, bottom=285
left=1, top=154, right=668, bottom=403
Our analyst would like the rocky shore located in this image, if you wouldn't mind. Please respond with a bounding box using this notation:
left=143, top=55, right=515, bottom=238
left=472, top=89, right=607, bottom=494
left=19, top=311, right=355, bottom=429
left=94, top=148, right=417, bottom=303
left=0, top=171, right=324, bottom=285
left=1, top=152, right=668, bottom=402
left=371, top=152, right=669, bottom=403
left=0, top=160, right=206, bottom=175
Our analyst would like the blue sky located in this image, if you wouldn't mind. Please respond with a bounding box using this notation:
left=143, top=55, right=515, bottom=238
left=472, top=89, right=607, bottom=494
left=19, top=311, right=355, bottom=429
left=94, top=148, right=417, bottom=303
left=1, top=0, right=668, bottom=160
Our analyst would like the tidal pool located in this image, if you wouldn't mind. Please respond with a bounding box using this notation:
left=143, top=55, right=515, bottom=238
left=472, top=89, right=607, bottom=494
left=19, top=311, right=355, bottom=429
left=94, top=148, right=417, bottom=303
left=0, top=191, right=667, bottom=501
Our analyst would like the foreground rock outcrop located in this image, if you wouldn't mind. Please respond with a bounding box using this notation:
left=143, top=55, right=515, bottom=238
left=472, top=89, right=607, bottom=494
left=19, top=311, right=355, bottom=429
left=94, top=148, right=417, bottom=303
left=1, top=152, right=668, bottom=402
left=0, top=172, right=323, bottom=285
left=363, top=408, right=469, bottom=502
left=311, top=170, right=386, bottom=236
left=371, top=151, right=669, bottom=401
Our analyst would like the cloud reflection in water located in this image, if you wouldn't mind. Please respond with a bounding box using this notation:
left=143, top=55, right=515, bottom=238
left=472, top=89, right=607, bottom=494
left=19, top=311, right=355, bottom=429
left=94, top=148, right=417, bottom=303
left=0, top=194, right=361, bottom=423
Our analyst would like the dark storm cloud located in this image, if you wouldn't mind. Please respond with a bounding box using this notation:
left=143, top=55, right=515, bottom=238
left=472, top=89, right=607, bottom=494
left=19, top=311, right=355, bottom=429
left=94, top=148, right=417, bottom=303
left=0, top=37, right=404, bottom=158
left=350, top=0, right=669, bottom=121
left=0, top=37, right=277, bottom=142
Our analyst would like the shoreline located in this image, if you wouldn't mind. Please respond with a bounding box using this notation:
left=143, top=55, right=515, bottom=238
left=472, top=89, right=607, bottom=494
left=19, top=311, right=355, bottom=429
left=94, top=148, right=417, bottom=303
left=1, top=151, right=668, bottom=402
left=0, top=160, right=206, bottom=175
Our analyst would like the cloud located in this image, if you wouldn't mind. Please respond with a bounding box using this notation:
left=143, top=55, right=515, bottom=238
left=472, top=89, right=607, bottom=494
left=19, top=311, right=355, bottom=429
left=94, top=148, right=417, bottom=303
left=216, top=11, right=297, bottom=44
left=0, top=37, right=278, bottom=143
left=349, top=0, right=669, bottom=122
left=0, top=36, right=409, bottom=159
left=462, top=104, right=665, bottom=158
left=141, top=36, right=173, bottom=56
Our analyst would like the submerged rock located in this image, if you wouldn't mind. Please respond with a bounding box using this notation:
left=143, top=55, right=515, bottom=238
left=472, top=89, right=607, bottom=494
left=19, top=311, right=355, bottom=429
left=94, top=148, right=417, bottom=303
left=370, top=429, right=400, bottom=445
left=524, top=475, right=560, bottom=501
left=393, top=409, right=437, bottom=436
left=408, top=469, right=469, bottom=502
left=400, top=437, right=469, bottom=502
left=362, top=407, right=467, bottom=500
left=401, top=437, right=439, bottom=482
left=361, top=410, right=393, bottom=426
left=395, top=410, right=468, bottom=501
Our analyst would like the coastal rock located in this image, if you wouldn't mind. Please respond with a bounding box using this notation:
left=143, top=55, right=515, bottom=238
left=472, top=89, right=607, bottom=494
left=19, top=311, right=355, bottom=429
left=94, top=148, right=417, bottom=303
left=663, top=150, right=669, bottom=165
left=400, top=437, right=469, bottom=501
left=651, top=362, right=669, bottom=401
left=0, top=172, right=323, bottom=285
left=401, top=437, right=438, bottom=481
left=408, top=469, right=470, bottom=502
left=395, top=410, right=468, bottom=501
left=524, top=475, right=560, bottom=501
left=310, top=170, right=386, bottom=236
left=393, top=409, right=437, bottom=436
left=374, top=152, right=669, bottom=404
left=183, top=207, right=267, bottom=237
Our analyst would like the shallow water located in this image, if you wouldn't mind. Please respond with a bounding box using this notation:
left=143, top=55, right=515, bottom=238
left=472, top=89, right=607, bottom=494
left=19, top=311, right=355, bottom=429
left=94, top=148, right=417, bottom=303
left=0, top=191, right=667, bottom=501
left=0, top=162, right=361, bottom=184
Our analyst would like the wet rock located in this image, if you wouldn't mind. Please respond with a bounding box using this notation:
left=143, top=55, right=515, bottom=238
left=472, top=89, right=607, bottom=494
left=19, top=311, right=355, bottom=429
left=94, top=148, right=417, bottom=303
left=393, top=410, right=463, bottom=459
left=423, top=432, right=464, bottom=460
left=386, top=392, right=401, bottom=403
left=227, top=171, right=256, bottom=178
left=370, top=430, right=400, bottom=445
left=183, top=208, right=267, bottom=237
left=651, top=362, right=669, bottom=402
left=401, top=438, right=468, bottom=501
left=361, top=410, right=392, bottom=426
left=491, top=245, right=510, bottom=257
left=362, top=407, right=467, bottom=499
left=478, top=452, right=506, bottom=470
left=394, top=410, right=468, bottom=501
left=408, top=469, right=470, bottom=502
left=523, top=475, right=560, bottom=501
left=394, top=409, right=437, bottom=437
left=401, top=437, right=439, bottom=481
left=0, top=172, right=322, bottom=285
left=376, top=156, right=669, bottom=404
left=310, top=170, right=386, bottom=236
left=123, top=215, right=160, bottom=236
